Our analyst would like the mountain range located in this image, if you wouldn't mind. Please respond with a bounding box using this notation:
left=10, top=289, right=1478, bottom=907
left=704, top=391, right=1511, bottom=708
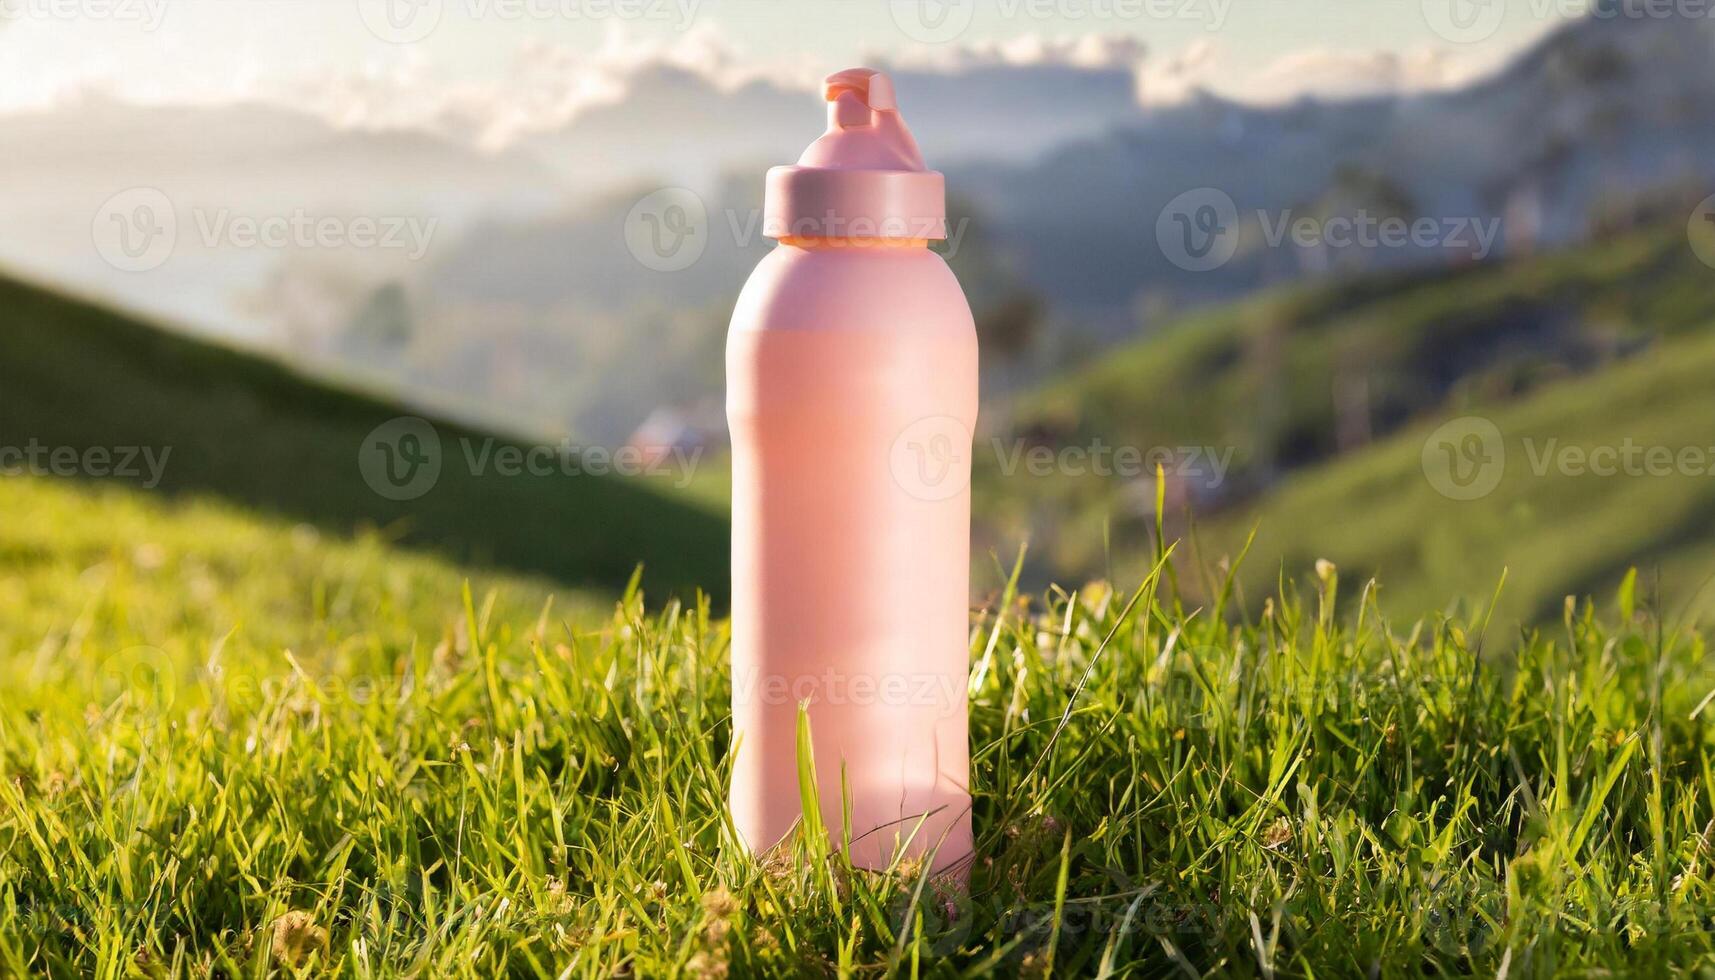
left=5, top=7, right=1715, bottom=445
left=387, top=5, right=1715, bottom=441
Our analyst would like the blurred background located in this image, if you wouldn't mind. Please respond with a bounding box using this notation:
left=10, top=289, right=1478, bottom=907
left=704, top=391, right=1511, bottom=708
left=5, top=0, right=1715, bottom=626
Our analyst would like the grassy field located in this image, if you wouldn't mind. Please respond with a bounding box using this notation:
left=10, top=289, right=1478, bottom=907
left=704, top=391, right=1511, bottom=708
left=7, top=473, right=1715, bottom=976
left=0, top=273, right=728, bottom=601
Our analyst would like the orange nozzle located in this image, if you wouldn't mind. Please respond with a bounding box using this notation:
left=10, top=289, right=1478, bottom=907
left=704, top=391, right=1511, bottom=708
left=823, top=68, right=897, bottom=111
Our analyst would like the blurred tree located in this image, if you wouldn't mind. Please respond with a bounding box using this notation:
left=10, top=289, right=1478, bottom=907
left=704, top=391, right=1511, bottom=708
left=341, top=282, right=414, bottom=356
left=940, top=193, right=1053, bottom=390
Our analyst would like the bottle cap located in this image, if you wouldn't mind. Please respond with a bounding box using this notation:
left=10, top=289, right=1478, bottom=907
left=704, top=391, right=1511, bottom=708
left=763, top=69, right=947, bottom=241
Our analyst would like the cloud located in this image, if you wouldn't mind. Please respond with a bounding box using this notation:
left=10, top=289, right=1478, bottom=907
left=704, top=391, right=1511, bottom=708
left=0, top=11, right=1498, bottom=151
left=277, top=24, right=760, bottom=150
left=1138, top=39, right=1492, bottom=107
left=881, top=31, right=1148, bottom=72
left=1242, top=46, right=1482, bottom=101
left=295, top=26, right=1156, bottom=149
left=1137, top=38, right=1219, bottom=104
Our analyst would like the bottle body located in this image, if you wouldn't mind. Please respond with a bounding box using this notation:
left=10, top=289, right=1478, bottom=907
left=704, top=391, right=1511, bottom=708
left=727, top=239, right=977, bottom=873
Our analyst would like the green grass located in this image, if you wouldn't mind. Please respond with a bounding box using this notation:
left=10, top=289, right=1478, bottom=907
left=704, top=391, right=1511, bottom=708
left=0, top=474, right=586, bottom=682
left=8, top=473, right=1715, bottom=976
left=0, top=273, right=728, bottom=600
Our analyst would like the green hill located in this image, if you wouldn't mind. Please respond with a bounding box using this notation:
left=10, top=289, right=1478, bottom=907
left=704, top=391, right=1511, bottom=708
left=0, top=274, right=728, bottom=601
left=986, top=225, right=1715, bottom=623
left=1213, top=326, right=1715, bottom=624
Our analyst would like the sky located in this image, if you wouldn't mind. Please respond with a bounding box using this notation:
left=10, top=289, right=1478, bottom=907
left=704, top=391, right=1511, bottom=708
left=0, top=0, right=1581, bottom=136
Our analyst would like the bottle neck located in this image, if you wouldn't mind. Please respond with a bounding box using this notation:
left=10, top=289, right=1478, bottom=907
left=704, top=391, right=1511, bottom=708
left=778, top=236, right=931, bottom=250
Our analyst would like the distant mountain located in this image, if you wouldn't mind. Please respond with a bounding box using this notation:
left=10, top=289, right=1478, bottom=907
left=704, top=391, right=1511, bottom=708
left=393, top=8, right=1715, bottom=444
left=392, top=176, right=1046, bottom=444
left=15, top=8, right=1714, bottom=448
left=0, top=97, right=569, bottom=341
left=0, top=53, right=1148, bottom=435
left=969, top=4, right=1715, bottom=328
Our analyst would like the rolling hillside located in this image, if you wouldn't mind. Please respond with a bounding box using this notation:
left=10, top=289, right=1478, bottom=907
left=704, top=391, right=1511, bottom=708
left=1214, top=326, right=1715, bottom=624
left=986, top=223, right=1715, bottom=623
left=0, top=274, right=729, bottom=601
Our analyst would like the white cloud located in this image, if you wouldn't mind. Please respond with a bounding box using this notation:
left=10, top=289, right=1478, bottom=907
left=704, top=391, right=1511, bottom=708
left=880, top=31, right=1148, bottom=72
left=1242, top=46, right=1481, bottom=101
left=1137, top=37, right=1217, bottom=104
left=266, top=24, right=758, bottom=149
left=1138, top=40, right=1489, bottom=106
left=0, top=10, right=1507, bottom=147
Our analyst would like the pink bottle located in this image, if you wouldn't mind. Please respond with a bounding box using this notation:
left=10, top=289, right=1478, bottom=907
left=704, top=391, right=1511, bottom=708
left=727, top=68, right=978, bottom=875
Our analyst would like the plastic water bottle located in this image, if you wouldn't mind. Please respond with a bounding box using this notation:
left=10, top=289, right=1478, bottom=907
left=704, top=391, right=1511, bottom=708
left=727, top=68, right=978, bottom=874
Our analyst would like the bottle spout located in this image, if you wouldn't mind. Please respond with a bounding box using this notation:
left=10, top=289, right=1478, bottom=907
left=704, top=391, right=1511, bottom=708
left=762, top=67, right=945, bottom=241
left=824, top=68, right=897, bottom=112
left=800, top=68, right=926, bottom=172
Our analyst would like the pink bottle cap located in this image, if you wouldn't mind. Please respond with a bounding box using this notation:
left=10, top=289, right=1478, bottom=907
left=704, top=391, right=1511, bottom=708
left=763, top=69, right=947, bottom=242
